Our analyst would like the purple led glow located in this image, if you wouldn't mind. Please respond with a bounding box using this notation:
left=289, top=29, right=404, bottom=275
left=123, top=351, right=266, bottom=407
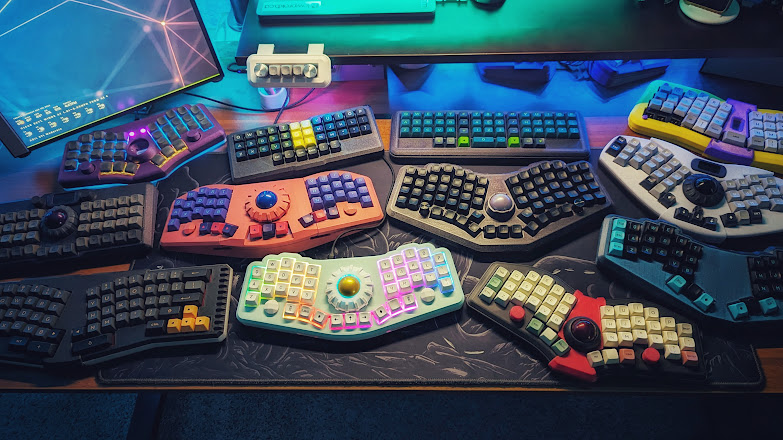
left=141, top=128, right=147, bottom=133
left=372, top=305, right=391, bottom=325
left=402, top=295, right=418, bottom=312
left=343, top=313, right=358, bottom=330
left=129, top=131, right=136, bottom=137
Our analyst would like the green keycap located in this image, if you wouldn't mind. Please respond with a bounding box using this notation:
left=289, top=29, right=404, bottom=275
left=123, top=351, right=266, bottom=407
left=487, top=275, right=504, bottom=292
left=552, top=339, right=570, bottom=356
left=458, top=136, right=470, bottom=147
left=526, top=317, right=544, bottom=335
left=508, top=137, right=521, bottom=148
left=694, top=292, right=715, bottom=312
left=666, top=275, right=687, bottom=294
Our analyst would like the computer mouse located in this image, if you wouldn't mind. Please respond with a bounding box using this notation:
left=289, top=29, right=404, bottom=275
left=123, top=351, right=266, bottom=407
left=472, top=0, right=506, bottom=8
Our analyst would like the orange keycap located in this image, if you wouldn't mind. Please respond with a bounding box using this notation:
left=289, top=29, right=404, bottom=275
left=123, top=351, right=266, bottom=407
left=194, top=316, right=210, bottom=332
left=166, top=318, right=182, bottom=334
left=180, top=317, right=195, bottom=332
left=682, top=351, right=699, bottom=367
left=183, top=305, right=198, bottom=320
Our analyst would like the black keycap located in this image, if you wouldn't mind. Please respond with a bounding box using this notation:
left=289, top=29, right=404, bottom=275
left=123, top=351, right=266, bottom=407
left=8, top=336, right=28, bottom=352
left=173, top=293, right=202, bottom=306
left=71, top=334, right=113, bottom=356
left=145, top=320, right=166, bottom=336
left=27, top=341, right=57, bottom=357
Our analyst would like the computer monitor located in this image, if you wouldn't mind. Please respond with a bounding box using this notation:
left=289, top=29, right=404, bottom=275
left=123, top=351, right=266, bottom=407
left=0, top=0, right=223, bottom=157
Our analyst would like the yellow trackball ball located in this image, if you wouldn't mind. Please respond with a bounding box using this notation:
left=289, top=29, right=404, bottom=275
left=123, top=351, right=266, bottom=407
left=338, top=276, right=361, bottom=297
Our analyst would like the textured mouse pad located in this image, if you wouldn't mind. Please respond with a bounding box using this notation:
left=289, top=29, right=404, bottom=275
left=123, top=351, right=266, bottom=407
left=98, top=152, right=764, bottom=389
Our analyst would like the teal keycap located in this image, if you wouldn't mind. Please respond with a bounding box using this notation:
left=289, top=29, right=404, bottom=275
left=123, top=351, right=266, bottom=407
left=759, top=298, right=779, bottom=315
left=526, top=318, right=544, bottom=335
left=610, top=231, right=625, bottom=243
left=666, top=275, right=687, bottom=294
left=473, top=137, right=496, bottom=148
left=694, top=292, right=715, bottom=312
left=608, top=242, right=624, bottom=257
left=552, top=339, right=570, bottom=356
left=486, top=275, right=504, bottom=292
left=612, top=218, right=627, bottom=232
left=728, top=302, right=749, bottom=320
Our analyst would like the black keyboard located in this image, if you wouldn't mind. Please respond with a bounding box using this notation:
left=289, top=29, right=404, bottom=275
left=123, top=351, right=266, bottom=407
left=389, top=110, right=589, bottom=163
left=386, top=161, right=613, bottom=254
left=0, top=184, right=157, bottom=278
left=0, top=265, right=231, bottom=368
left=227, top=106, right=384, bottom=183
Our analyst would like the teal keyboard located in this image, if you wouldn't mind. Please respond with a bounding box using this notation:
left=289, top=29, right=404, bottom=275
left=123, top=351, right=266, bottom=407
left=236, top=243, right=464, bottom=340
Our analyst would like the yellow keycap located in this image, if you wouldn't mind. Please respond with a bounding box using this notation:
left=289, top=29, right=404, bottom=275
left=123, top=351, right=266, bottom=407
left=302, top=128, right=313, bottom=137
left=293, top=138, right=304, bottom=149
left=180, top=317, right=196, bottom=332
left=289, top=122, right=301, bottom=130
left=166, top=318, right=182, bottom=334
left=300, top=120, right=312, bottom=129
left=194, top=316, right=211, bottom=332
left=304, top=136, right=317, bottom=148
left=183, top=305, right=198, bottom=320
left=291, top=130, right=303, bottom=139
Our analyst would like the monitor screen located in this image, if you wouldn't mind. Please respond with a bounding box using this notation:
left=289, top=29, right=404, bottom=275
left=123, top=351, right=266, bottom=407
left=0, top=0, right=223, bottom=157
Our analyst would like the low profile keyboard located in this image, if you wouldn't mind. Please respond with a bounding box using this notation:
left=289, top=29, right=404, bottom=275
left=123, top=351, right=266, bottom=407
left=237, top=243, right=464, bottom=341
left=0, top=185, right=156, bottom=277
left=467, top=263, right=706, bottom=383
left=386, top=161, right=612, bottom=253
left=227, top=106, right=384, bottom=183
left=0, top=265, right=231, bottom=367
left=389, top=110, right=589, bottom=162
left=629, top=80, right=783, bottom=174
left=597, top=215, right=783, bottom=329
left=600, top=135, right=783, bottom=244
left=160, top=170, right=384, bottom=258
left=58, top=104, right=225, bottom=188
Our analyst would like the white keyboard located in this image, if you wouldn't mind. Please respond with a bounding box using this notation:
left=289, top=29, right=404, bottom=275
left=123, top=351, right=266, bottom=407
left=599, top=135, right=783, bottom=244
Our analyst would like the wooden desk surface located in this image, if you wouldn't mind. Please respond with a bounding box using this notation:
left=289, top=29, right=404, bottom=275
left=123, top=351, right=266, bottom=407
left=1, top=114, right=782, bottom=392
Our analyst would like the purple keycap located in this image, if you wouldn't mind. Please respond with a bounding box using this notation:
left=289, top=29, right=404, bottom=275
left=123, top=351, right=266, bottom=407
left=198, top=187, right=208, bottom=196
left=309, top=187, right=320, bottom=199
left=205, top=198, right=216, bottom=208
left=213, top=208, right=227, bottom=222
left=173, top=199, right=184, bottom=208
left=216, top=198, right=228, bottom=208
left=344, top=182, right=356, bottom=192
left=311, top=197, right=324, bottom=210
left=202, top=208, right=214, bottom=221
left=334, top=190, right=346, bottom=202
left=328, top=172, right=340, bottom=182
left=358, top=186, right=370, bottom=197
left=341, top=173, right=352, bottom=183
left=306, top=178, right=318, bottom=188
left=320, top=184, right=332, bottom=194
left=331, top=181, right=344, bottom=191
left=180, top=211, right=193, bottom=223
left=222, top=223, right=239, bottom=237
left=167, top=219, right=180, bottom=231
left=326, top=207, right=340, bottom=219
left=183, top=201, right=195, bottom=210
left=199, top=222, right=212, bottom=235
left=317, top=175, right=329, bottom=185
left=171, top=208, right=182, bottom=219
left=187, top=191, right=198, bottom=201
left=354, top=177, right=366, bottom=187
left=323, top=194, right=336, bottom=208
left=195, top=197, right=206, bottom=207
left=347, top=191, right=359, bottom=203
left=299, top=214, right=315, bottom=228
left=192, top=207, right=204, bottom=219
left=360, top=195, right=373, bottom=208
left=218, top=188, right=233, bottom=199
left=206, top=188, right=217, bottom=197
left=262, top=223, right=275, bottom=239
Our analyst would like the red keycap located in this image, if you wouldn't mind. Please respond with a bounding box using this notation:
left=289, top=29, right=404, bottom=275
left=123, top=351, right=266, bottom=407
left=682, top=351, right=699, bottom=367
left=275, top=221, right=289, bottom=237
left=313, top=210, right=327, bottom=223
left=210, top=222, right=225, bottom=235
left=642, top=347, right=660, bottom=364
left=248, top=224, right=263, bottom=240
left=619, top=348, right=635, bottom=365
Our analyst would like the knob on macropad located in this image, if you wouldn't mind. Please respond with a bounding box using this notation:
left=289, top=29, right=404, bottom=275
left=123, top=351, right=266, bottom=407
left=682, top=174, right=724, bottom=207
left=256, top=190, right=278, bottom=209
left=563, top=317, right=601, bottom=353
left=487, top=193, right=515, bottom=221
left=338, top=275, right=361, bottom=297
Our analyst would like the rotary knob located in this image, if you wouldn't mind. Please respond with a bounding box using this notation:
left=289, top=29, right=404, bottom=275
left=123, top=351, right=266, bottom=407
left=41, top=206, right=77, bottom=239
left=303, top=64, right=318, bottom=79
left=254, top=63, right=269, bottom=78
left=486, top=193, right=515, bottom=221
left=563, top=317, right=601, bottom=353
left=127, top=138, right=158, bottom=162
left=185, top=130, right=201, bottom=142
left=682, top=174, right=724, bottom=207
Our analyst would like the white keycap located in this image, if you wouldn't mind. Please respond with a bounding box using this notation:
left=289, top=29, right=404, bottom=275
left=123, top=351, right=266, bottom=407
left=771, top=198, right=783, bottom=212
left=263, top=272, right=277, bottom=284
left=534, top=305, right=553, bottom=322
left=392, top=255, right=405, bottom=266
left=283, top=302, right=298, bottom=319
left=407, top=261, right=420, bottom=272
left=301, top=289, right=315, bottom=305
left=399, top=279, right=412, bottom=294
left=425, top=272, right=438, bottom=287
left=553, top=303, right=571, bottom=320
left=245, top=292, right=260, bottom=307
left=262, top=299, right=278, bottom=315
left=293, top=262, right=307, bottom=274
left=494, top=266, right=509, bottom=279
left=358, top=312, right=371, bottom=326
left=439, top=277, right=454, bottom=293
left=618, top=331, right=634, bottom=347
left=532, top=285, right=549, bottom=300
left=662, top=330, right=679, bottom=345
left=388, top=298, right=403, bottom=314
left=494, top=291, right=511, bottom=308
left=629, top=155, right=645, bottom=169
left=344, top=313, right=357, bottom=326
left=410, top=272, right=423, bottom=286
left=643, top=307, right=659, bottom=321
left=509, top=270, right=524, bottom=283
left=248, top=279, right=261, bottom=291
left=280, top=257, right=294, bottom=269
left=560, top=293, right=577, bottom=308
left=587, top=351, right=604, bottom=367
left=665, top=344, right=682, bottom=361
left=693, top=118, right=709, bottom=133
left=266, top=260, right=280, bottom=271
left=642, top=160, right=659, bottom=174
left=614, top=305, right=630, bottom=319
left=540, top=327, right=558, bottom=345
left=614, top=152, right=631, bottom=166
left=539, top=275, right=554, bottom=290
left=518, top=280, right=535, bottom=295
left=501, top=280, right=518, bottom=296
left=660, top=317, right=676, bottom=331
left=306, top=264, right=320, bottom=277
left=650, top=183, right=668, bottom=199
left=299, top=305, right=313, bottom=320
left=385, top=284, right=399, bottom=298
left=260, top=285, right=275, bottom=298
left=679, top=337, right=696, bottom=351
left=525, top=295, right=541, bottom=312
left=648, top=333, right=664, bottom=349
left=403, top=248, right=417, bottom=260
left=629, top=303, right=644, bottom=316
left=436, top=265, right=450, bottom=277
left=287, top=287, right=301, bottom=302
left=602, top=319, right=617, bottom=332
left=290, top=275, right=303, bottom=287
left=251, top=267, right=264, bottom=279
left=632, top=329, right=648, bottom=345
left=602, top=332, right=619, bottom=348
left=729, top=201, right=747, bottom=212
left=433, top=253, right=446, bottom=265
left=525, top=271, right=541, bottom=284
left=616, top=318, right=631, bottom=332
left=547, top=314, right=564, bottom=331
left=418, top=249, right=430, bottom=260
left=511, top=291, right=527, bottom=306
left=645, top=320, right=662, bottom=334
left=396, top=267, right=408, bottom=278
left=602, top=349, right=620, bottom=365
left=275, top=283, right=288, bottom=297
left=421, top=261, right=434, bottom=272
left=330, top=314, right=344, bottom=329
left=631, top=316, right=646, bottom=329
left=755, top=195, right=771, bottom=209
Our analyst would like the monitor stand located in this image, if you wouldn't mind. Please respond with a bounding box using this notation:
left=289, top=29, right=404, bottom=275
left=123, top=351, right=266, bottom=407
left=679, top=0, right=740, bottom=25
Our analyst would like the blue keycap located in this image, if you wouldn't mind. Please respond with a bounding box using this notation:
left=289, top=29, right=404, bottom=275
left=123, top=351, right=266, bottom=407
left=183, top=201, right=195, bottom=210
left=318, top=175, right=329, bottom=185
left=759, top=298, right=779, bottom=315
left=167, top=219, right=180, bottom=232
left=180, top=211, right=193, bottom=223
left=222, top=223, right=238, bottom=237
left=195, top=197, right=206, bottom=207
left=334, top=190, right=347, bottom=202
left=358, top=186, right=369, bottom=197
left=202, top=208, right=214, bottom=221
left=173, top=199, right=184, bottom=208
left=309, top=187, right=320, bottom=198
left=341, top=173, right=353, bottom=183
left=205, top=199, right=216, bottom=208
left=331, top=181, right=344, bottom=191
left=311, top=197, right=324, bottom=210
left=323, top=194, right=336, bottom=208
left=320, top=184, right=332, bottom=194
left=171, top=208, right=182, bottom=219
left=199, top=223, right=211, bottom=235
left=262, top=223, right=275, bottom=240
left=344, top=182, right=356, bottom=192
left=347, top=191, right=359, bottom=203
left=187, top=191, right=198, bottom=201
left=608, top=242, right=623, bottom=257
left=306, top=178, right=318, bottom=188
left=694, top=293, right=715, bottom=312
left=216, top=198, right=228, bottom=208
left=328, top=171, right=340, bottom=182
left=666, top=275, right=687, bottom=294
left=206, top=188, right=217, bottom=197
left=728, top=302, right=749, bottom=320
left=354, top=177, right=366, bottom=187
left=360, top=196, right=373, bottom=208
left=192, top=207, right=203, bottom=219
left=213, top=209, right=227, bottom=223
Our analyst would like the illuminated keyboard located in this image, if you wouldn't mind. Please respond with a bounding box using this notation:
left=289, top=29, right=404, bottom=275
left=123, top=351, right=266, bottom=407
left=629, top=81, right=783, bottom=174
left=58, top=104, right=225, bottom=187
left=227, top=106, right=384, bottom=183
left=237, top=243, right=464, bottom=340
left=389, top=110, right=589, bottom=162
left=0, top=264, right=231, bottom=367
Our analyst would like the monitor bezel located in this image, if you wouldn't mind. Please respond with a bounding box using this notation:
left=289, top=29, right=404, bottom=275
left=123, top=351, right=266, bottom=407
left=0, top=0, right=224, bottom=158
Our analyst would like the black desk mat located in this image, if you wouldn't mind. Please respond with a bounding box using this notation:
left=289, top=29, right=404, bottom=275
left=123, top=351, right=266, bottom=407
left=98, top=151, right=764, bottom=389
